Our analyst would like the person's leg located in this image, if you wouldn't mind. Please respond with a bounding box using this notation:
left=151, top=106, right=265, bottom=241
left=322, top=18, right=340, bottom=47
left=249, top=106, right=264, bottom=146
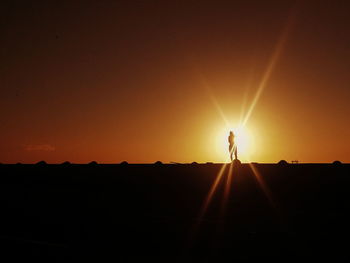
left=229, top=146, right=233, bottom=161
left=234, top=146, right=238, bottom=160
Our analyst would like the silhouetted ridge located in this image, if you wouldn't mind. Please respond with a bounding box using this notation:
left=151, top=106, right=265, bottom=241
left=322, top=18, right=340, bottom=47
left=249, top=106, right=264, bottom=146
left=278, top=160, right=288, bottom=165
left=61, top=161, right=71, bottom=165
left=88, top=161, right=98, bottom=165
left=191, top=162, right=198, bottom=165
left=1, top=161, right=350, bottom=261
left=154, top=161, right=163, bottom=165
left=36, top=161, right=47, bottom=165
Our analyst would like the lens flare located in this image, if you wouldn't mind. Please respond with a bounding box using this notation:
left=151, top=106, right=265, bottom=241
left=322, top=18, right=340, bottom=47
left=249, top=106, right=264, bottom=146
left=214, top=124, right=255, bottom=162
left=198, top=163, right=228, bottom=221
left=189, top=163, right=228, bottom=243
left=242, top=9, right=296, bottom=127
left=220, top=162, right=234, bottom=216
left=248, top=163, right=275, bottom=208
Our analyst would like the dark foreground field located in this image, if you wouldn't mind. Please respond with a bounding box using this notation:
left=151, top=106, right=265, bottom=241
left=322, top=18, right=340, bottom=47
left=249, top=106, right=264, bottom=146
left=0, top=163, right=349, bottom=262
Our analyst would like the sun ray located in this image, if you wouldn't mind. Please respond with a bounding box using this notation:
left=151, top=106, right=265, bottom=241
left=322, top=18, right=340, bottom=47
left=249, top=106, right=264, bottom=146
left=239, top=88, right=249, bottom=125
left=211, top=96, right=231, bottom=128
left=197, top=72, right=231, bottom=128
left=242, top=9, right=296, bottom=127
left=198, top=163, right=228, bottom=221
left=187, top=163, right=227, bottom=247
left=187, top=163, right=227, bottom=250
left=220, top=162, right=234, bottom=216
left=188, top=163, right=228, bottom=246
left=239, top=65, right=255, bottom=125
left=248, top=163, right=275, bottom=208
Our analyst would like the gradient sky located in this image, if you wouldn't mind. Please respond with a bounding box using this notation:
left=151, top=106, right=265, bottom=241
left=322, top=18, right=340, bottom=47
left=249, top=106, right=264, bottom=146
left=1, top=0, right=349, bottom=163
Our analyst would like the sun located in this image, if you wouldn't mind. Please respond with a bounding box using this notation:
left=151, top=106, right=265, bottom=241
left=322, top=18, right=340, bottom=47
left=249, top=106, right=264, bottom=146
left=231, top=126, right=250, bottom=155
left=214, top=124, right=255, bottom=162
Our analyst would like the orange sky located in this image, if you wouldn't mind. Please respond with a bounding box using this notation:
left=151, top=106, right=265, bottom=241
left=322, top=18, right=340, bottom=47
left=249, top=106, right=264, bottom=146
left=1, top=1, right=349, bottom=163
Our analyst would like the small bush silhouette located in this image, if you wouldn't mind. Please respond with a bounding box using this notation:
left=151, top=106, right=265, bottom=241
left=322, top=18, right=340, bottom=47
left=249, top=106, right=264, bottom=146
left=16, top=162, right=22, bottom=165
left=61, top=161, right=71, bottom=165
left=233, top=159, right=241, bottom=165
left=278, top=160, right=288, bottom=165
left=120, top=161, right=128, bottom=165
left=191, top=162, right=198, bottom=165
left=154, top=161, right=163, bottom=165
left=333, top=160, right=342, bottom=165
left=88, top=161, right=98, bottom=165
left=36, top=161, right=47, bottom=165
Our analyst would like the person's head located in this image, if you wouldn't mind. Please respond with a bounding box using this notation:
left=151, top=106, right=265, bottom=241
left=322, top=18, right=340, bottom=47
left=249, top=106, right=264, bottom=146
left=229, top=131, right=234, bottom=136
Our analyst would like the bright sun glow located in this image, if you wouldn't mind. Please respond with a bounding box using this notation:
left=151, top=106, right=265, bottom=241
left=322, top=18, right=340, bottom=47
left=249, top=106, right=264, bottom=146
left=214, top=124, right=255, bottom=162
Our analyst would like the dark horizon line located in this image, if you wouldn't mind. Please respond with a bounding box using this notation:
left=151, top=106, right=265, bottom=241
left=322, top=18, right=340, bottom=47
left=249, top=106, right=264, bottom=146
left=0, top=161, right=347, bottom=165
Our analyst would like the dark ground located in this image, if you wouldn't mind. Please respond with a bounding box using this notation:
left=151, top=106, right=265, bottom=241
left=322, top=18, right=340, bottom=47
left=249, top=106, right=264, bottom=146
left=0, top=163, right=349, bottom=262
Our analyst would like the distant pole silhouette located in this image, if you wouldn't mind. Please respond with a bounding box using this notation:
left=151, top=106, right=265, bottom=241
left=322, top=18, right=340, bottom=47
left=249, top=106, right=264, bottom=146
left=228, top=131, right=238, bottom=161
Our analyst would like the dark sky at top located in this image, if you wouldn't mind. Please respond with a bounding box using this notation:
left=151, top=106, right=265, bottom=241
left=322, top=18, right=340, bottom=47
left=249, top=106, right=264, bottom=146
left=1, top=0, right=349, bottom=163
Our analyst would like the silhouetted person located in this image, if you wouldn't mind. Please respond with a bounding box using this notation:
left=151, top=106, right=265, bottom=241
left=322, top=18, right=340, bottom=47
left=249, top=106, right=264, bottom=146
left=228, top=131, right=238, bottom=161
